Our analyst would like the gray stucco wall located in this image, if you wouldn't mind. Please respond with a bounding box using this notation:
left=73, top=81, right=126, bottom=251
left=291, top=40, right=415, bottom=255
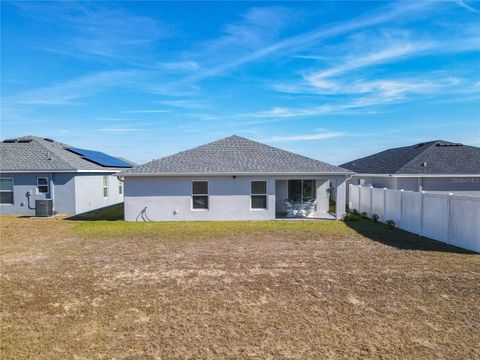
left=348, top=175, right=480, bottom=197
left=52, top=173, right=76, bottom=215
left=74, top=174, right=124, bottom=215
left=0, top=173, right=53, bottom=216
left=124, top=176, right=276, bottom=221
left=0, top=172, right=123, bottom=216
left=124, top=175, right=345, bottom=222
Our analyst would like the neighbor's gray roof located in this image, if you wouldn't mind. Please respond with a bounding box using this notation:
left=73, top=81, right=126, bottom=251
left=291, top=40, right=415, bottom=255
left=119, top=135, right=352, bottom=176
left=0, top=136, right=132, bottom=172
left=340, top=140, right=480, bottom=175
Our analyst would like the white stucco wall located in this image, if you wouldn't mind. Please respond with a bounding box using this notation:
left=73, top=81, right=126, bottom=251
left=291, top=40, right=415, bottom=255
left=124, top=175, right=347, bottom=221
left=74, top=174, right=124, bottom=215
left=124, top=176, right=276, bottom=221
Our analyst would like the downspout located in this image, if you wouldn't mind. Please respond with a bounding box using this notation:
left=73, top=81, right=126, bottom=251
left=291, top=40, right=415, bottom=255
left=50, top=173, right=55, bottom=214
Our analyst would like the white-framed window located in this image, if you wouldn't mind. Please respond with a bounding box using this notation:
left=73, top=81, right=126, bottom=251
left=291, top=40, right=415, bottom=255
left=37, top=177, right=49, bottom=194
left=118, top=177, right=123, bottom=195
left=192, top=180, right=208, bottom=210
left=0, top=178, right=14, bottom=205
left=103, top=176, right=109, bottom=198
left=251, top=180, right=267, bottom=210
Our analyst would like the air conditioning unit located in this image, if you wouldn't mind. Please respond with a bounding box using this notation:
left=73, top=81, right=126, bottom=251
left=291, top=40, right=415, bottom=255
left=35, top=199, right=53, bottom=217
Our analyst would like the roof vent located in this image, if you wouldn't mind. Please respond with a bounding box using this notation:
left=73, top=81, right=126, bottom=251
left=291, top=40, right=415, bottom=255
left=44, top=138, right=54, bottom=142
left=420, top=162, right=427, bottom=167
left=18, top=139, right=32, bottom=143
left=3, top=139, right=17, bottom=143
left=435, top=142, right=463, bottom=147
left=415, top=143, right=425, bottom=148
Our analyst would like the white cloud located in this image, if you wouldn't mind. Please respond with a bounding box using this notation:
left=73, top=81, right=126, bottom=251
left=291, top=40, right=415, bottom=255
left=98, top=128, right=141, bottom=133
left=455, top=0, right=480, bottom=13
left=122, top=109, right=170, bottom=114
left=157, top=61, right=200, bottom=71
left=12, top=70, right=144, bottom=105
left=305, top=42, right=434, bottom=85
left=264, top=132, right=344, bottom=142
left=184, top=2, right=437, bottom=82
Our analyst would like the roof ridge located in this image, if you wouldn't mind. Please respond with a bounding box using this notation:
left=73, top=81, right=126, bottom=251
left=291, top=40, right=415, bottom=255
left=28, top=137, right=76, bottom=170
left=394, top=141, right=439, bottom=174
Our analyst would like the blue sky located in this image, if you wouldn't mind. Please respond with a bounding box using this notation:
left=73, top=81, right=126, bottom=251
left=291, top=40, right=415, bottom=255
left=1, top=1, right=479, bottom=165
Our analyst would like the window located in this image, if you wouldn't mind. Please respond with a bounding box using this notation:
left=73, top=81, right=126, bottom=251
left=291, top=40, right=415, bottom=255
left=103, top=176, right=109, bottom=198
left=0, top=178, right=14, bottom=204
left=192, top=181, right=208, bottom=210
left=251, top=181, right=267, bottom=209
left=118, top=177, right=123, bottom=195
left=37, top=177, right=49, bottom=194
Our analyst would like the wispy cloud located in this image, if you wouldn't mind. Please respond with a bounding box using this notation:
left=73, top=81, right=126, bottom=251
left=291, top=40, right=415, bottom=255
left=15, top=2, right=167, bottom=64
left=157, top=99, right=209, bottom=109
left=156, top=61, right=200, bottom=71
left=97, top=127, right=142, bottom=133
left=263, top=132, right=344, bottom=142
left=11, top=70, right=144, bottom=105
left=305, top=41, right=434, bottom=84
left=455, top=0, right=480, bottom=13
left=122, top=109, right=171, bottom=114
left=183, top=2, right=437, bottom=82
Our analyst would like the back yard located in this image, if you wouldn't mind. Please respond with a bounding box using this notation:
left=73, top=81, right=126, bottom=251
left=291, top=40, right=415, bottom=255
left=1, top=216, right=479, bottom=359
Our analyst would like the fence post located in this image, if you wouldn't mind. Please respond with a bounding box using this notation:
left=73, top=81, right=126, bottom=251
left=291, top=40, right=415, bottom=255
left=400, top=189, right=404, bottom=228
left=383, top=188, right=387, bottom=222
left=419, top=191, right=425, bottom=237
left=358, top=185, right=362, bottom=212
left=446, top=193, right=453, bottom=244
left=369, top=186, right=373, bottom=216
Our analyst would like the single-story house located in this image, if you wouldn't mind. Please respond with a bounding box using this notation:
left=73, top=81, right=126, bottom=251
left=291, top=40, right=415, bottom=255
left=340, top=140, right=480, bottom=196
left=0, top=136, right=134, bottom=216
left=118, top=135, right=352, bottom=221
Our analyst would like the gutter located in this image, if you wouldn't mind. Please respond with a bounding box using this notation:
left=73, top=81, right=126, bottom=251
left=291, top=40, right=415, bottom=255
left=351, top=173, right=480, bottom=178
left=116, top=171, right=354, bottom=177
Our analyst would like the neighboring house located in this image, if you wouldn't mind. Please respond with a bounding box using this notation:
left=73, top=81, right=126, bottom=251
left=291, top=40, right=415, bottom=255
left=341, top=140, right=480, bottom=196
left=0, top=136, right=134, bottom=216
left=118, top=135, right=352, bottom=221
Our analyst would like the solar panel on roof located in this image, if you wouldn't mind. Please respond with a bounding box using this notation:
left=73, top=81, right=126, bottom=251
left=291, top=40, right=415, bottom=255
left=66, top=147, right=132, bottom=168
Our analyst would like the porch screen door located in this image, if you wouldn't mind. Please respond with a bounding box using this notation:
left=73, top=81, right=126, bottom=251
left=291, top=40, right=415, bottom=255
left=288, top=180, right=316, bottom=202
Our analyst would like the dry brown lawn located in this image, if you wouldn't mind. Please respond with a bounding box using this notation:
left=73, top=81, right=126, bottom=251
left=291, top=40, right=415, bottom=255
left=1, top=216, right=479, bottom=359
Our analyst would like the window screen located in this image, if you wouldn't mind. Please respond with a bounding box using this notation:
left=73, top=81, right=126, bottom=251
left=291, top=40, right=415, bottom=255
left=37, top=177, right=49, bottom=194
left=0, top=178, right=13, bottom=204
left=251, top=181, right=267, bottom=209
left=192, top=181, right=208, bottom=209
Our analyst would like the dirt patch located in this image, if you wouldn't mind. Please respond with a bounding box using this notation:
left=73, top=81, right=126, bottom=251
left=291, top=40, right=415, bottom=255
left=1, top=216, right=479, bottom=359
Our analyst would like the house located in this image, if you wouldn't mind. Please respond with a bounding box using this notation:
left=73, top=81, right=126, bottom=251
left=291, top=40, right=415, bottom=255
left=340, top=140, right=480, bottom=196
left=0, top=136, right=134, bottom=216
left=118, top=135, right=352, bottom=221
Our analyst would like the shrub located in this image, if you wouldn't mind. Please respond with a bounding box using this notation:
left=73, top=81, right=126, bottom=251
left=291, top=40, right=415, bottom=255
left=372, top=214, right=379, bottom=223
left=342, top=212, right=361, bottom=222
left=386, top=219, right=396, bottom=229
left=350, top=209, right=359, bottom=216
left=361, top=211, right=368, bottom=219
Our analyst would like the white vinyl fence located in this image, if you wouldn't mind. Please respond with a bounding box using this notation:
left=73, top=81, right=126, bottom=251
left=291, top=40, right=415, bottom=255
left=349, top=185, right=480, bottom=253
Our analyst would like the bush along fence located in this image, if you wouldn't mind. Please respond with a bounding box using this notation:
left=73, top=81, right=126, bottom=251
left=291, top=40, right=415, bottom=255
left=349, top=184, right=480, bottom=253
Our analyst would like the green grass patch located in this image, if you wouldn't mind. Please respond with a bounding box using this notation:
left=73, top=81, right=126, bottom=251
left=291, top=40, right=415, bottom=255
left=68, top=203, right=124, bottom=221
left=73, top=219, right=355, bottom=239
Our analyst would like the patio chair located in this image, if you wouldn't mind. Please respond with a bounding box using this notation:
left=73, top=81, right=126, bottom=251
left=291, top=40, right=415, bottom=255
left=304, top=200, right=317, bottom=218
left=284, top=199, right=297, bottom=218
left=297, top=199, right=314, bottom=217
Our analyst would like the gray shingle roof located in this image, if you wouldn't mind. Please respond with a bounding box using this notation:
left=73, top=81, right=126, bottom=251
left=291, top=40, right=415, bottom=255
left=0, top=136, right=132, bottom=172
left=119, top=135, right=351, bottom=176
left=340, top=140, right=480, bottom=175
